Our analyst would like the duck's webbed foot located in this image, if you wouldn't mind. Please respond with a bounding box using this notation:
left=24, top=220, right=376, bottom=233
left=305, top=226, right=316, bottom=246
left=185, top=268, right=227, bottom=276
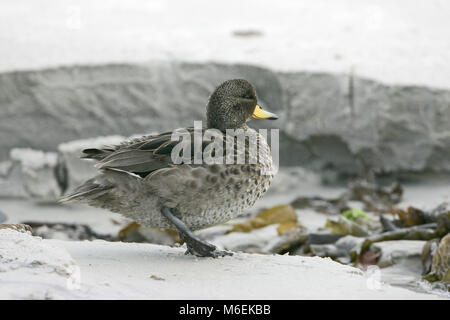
left=161, top=206, right=232, bottom=258
left=183, top=235, right=232, bottom=258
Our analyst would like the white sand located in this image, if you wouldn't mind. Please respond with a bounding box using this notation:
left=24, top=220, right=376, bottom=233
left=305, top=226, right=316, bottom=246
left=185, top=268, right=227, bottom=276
left=0, top=228, right=443, bottom=299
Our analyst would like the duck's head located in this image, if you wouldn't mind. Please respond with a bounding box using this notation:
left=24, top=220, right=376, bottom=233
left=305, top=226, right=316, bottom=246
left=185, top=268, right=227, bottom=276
left=206, top=79, right=278, bottom=131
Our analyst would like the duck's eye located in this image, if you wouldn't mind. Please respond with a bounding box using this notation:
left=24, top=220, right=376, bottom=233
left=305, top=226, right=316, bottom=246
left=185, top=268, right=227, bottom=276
left=243, top=94, right=253, bottom=100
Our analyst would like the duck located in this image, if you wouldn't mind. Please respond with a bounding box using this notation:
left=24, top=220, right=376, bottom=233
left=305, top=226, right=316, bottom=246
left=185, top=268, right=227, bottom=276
left=61, top=79, right=278, bottom=257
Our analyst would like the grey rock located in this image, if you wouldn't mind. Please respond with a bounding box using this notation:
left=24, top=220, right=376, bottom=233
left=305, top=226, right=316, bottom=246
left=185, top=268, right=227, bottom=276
left=8, top=148, right=61, bottom=200
left=371, top=240, right=426, bottom=269
left=280, top=72, right=363, bottom=174
left=370, top=240, right=429, bottom=289
left=422, top=239, right=440, bottom=276
left=308, top=235, right=365, bottom=263
left=0, top=62, right=449, bottom=176
left=282, top=74, right=450, bottom=175
left=428, top=234, right=450, bottom=283
left=0, top=160, right=27, bottom=198
left=307, top=232, right=344, bottom=245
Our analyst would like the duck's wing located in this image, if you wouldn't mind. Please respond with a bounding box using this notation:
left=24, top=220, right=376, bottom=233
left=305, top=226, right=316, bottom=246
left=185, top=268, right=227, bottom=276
left=81, top=130, right=175, bottom=161
left=82, top=128, right=219, bottom=178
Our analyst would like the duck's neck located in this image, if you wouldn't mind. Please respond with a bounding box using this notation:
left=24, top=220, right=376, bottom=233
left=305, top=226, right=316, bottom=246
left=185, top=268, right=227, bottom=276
left=206, top=117, right=250, bottom=132
left=216, top=124, right=250, bottom=133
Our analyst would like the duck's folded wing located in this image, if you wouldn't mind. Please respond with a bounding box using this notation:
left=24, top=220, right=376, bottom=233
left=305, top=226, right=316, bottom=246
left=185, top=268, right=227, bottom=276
left=87, top=133, right=178, bottom=177
left=97, top=149, right=170, bottom=174
left=83, top=128, right=219, bottom=177
left=81, top=131, right=174, bottom=160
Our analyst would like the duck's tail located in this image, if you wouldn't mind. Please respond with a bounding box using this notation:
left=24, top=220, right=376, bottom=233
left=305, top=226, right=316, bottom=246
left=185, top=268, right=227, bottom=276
left=81, top=148, right=114, bottom=161
left=58, top=178, right=113, bottom=203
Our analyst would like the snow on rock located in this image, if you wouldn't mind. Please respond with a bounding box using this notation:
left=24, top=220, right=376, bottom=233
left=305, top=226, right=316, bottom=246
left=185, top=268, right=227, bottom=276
left=0, top=160, right=27, bottom=198
left=0, top=228, right=82, bottom=299
left=58, top=135, right=125, bottom=192
left=6, top=148, right=61, bottom=200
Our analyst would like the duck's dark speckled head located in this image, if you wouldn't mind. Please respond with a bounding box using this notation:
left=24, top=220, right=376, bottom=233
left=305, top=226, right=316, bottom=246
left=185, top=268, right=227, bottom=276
left=206, top=79, right=278, bottom=131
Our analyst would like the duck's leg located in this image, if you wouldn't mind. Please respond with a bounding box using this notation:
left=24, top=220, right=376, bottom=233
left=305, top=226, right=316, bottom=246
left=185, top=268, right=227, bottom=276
left=161, top=206, right=232, bottom=258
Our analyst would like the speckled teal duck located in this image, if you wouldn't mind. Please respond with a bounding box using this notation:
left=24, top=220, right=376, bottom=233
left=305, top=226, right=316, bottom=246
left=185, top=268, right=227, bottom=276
left=62, top=79, right=278, bottom=257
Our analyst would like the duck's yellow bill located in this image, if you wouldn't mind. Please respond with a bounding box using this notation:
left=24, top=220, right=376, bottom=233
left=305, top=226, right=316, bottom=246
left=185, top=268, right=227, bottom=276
left=252, top=105, right=278, bottom=120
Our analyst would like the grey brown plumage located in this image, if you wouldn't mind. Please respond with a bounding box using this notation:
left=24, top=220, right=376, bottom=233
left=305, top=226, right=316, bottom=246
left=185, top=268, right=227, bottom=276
left=61, top=79, right=277, bottom=231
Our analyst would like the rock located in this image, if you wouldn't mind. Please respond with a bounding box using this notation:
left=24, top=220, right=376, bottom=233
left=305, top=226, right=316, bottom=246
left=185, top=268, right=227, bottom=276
left=361, top=225, right=438, bottom=252
left=283, top=74, right=450, bottom=175
left=425, top=234, right=450, bottom=284
left=307, top=235, right=366, bottom=264
left=0, top=160, right=27, bottom=198
left=280, top=73, right=361, bottom=176
left=9, top=148, right=61, bottom=200
left=434, top=205, right=450, bottom=238
left=422, top=239, right=440, bottom=275
left=360, top=240, right=428, bottom=290
left=0, top=62, right=450, bottom=177
left=371, top=240, right=426, bottom=269
left=307, top=232, right=344, bottom=245
left=57, top=135, right=126, bottom=193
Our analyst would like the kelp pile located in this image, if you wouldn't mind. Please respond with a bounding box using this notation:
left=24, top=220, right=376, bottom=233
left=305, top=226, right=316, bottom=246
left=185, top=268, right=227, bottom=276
left=228, top=178, right=449, bottom=291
